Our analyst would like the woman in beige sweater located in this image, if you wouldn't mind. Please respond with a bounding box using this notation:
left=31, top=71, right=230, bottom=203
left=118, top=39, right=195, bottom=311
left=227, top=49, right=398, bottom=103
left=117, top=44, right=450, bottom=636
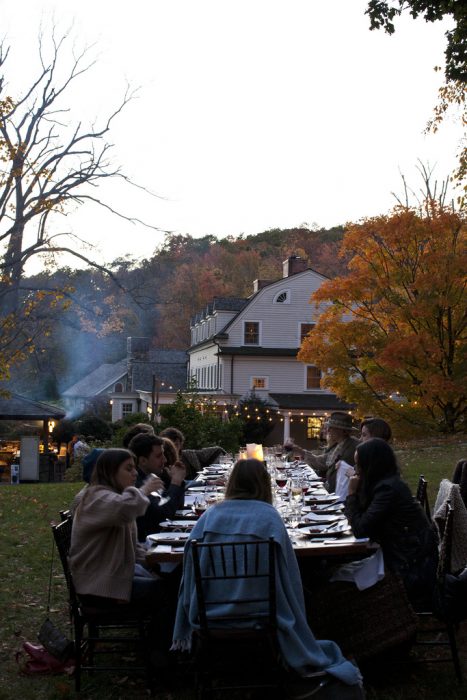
left=69, top=448, right=163, bottom=606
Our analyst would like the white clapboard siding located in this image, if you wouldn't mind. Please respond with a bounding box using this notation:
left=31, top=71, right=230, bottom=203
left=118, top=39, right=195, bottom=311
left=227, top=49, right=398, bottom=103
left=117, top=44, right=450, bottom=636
left=225, top=270, right=329, bottom=348
left=218, top=356, right=325, bottom=395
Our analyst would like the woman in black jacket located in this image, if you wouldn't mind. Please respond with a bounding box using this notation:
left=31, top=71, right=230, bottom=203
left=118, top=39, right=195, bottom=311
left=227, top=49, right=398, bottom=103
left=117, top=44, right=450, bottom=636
left=345, top=438, right=438, bottom=607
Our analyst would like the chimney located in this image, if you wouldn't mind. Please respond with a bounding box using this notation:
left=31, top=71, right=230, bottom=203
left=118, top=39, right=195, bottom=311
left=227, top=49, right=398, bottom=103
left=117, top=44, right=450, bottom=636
left=282, top=255, right=307, bottom=278
left=253, top=279, right=273, bottom=293
left=126, top=337, right=150, bottom=390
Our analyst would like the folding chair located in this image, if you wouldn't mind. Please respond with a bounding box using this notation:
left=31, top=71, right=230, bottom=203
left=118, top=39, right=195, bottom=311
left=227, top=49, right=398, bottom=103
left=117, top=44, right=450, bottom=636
left=190, top=537, right=285, bottom=699
left=416, top=474, right=431, bottom=519
left=51, top=519, right=154, bottom=693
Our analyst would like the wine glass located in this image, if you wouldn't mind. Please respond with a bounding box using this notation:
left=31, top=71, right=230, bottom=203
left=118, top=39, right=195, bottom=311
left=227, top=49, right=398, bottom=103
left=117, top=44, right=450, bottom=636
left=192, top=495, right=207, bottom=517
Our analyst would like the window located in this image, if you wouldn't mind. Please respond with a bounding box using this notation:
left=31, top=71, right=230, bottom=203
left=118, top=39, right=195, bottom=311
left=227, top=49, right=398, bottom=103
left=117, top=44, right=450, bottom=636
left=273, top=289, right=290, bottom=304
left=307, top=417, right=322, bottom=440
left=251, top=376, right=269, bottom=390
left=300, top=323, right=316, bottom=344
left=244, top=321, right=260, bottom=345
left=306, top=366, right=321, bottom=390
left=122, top=402, right=133, bottom=417
left=114, top=382, right=123, bottom=392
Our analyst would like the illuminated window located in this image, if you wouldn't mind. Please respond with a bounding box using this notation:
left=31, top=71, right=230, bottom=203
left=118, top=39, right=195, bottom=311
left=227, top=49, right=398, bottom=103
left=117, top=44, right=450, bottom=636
left=306, top=366, right=321, bottom=389
left=307, top=416, right=322, bottom=439
left=251, top=376, right=268, bottom=390
left=244, top=321, right=260, bottom=345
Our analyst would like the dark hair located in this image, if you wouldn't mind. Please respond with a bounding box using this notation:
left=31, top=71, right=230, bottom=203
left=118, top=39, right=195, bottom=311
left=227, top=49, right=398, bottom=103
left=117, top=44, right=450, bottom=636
left=161, top=437, right=178, bottom=466
left=224, top=459, right=272, bottom=504
left=128, top=432, right=164, bottom=459
left=361, top=417, right=392, bottom=442
left=355, top=438, right=399, bottom=507
left=90, top=448, right=135, bottom=493
left=122, top=422, right=154, bottom=448
left=159, top=427, right=185, bottom=447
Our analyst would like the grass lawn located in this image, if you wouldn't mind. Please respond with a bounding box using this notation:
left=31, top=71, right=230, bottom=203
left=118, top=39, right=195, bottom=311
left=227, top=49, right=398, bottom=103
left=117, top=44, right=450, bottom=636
left=0, top=440, right=465, bottom=699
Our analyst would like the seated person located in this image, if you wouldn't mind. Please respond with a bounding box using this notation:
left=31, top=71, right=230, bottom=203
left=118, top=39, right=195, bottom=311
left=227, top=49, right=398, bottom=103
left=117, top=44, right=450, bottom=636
left=122, top=422, right=155, bottom=448
left=360, top=417, right=392, bottom=443
left=345, top=438, right=438, bottom=607
left=159, top=426, right=225, bottom=480
left=69, top=449, right=173, bottom=653
left=129, top=433, right=186, bottom=542
left=295, top=412, right=359, bottom=493
left=172, top=458, right=362, bottom=690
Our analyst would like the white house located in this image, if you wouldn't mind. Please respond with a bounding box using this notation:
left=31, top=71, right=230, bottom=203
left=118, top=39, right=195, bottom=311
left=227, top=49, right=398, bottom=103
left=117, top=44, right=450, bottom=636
left=62, top=338, right=187, bottom=422
left=188, top=255, right=352, bottom=446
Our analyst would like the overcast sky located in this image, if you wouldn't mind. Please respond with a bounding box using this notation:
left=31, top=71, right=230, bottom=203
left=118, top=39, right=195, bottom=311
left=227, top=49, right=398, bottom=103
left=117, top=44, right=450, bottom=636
left=1, top=0, right=464, bottom=271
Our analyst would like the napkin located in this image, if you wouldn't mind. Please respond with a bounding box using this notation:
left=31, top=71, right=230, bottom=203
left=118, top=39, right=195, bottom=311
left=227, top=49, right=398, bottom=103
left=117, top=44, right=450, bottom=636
left=329, top=548, right=385, bottom=591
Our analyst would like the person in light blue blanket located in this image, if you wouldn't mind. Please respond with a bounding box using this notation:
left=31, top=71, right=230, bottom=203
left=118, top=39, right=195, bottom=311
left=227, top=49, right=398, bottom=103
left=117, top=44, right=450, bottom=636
left=172, top=458, right=362, bottom=688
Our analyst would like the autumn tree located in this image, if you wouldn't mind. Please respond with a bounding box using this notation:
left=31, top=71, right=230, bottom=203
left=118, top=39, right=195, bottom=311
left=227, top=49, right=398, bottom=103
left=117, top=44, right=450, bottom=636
left=0, top=30, right=155, bottom=385
left=298, top=200, right=466, bottom=434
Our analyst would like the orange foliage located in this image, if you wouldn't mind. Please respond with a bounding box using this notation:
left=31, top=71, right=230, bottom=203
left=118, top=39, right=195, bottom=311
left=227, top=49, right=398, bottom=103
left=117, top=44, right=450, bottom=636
left=298, top=202, right=466, bottom=434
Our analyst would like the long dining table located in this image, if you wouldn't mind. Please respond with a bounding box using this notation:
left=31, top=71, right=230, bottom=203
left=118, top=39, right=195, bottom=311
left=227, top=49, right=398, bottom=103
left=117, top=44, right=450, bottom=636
left=146, top=459, right=377, bottom=564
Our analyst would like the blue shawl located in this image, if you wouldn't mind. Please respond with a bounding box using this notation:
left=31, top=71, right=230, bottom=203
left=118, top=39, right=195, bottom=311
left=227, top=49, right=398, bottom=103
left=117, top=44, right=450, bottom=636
left=172, top=499, right=361, bottom=685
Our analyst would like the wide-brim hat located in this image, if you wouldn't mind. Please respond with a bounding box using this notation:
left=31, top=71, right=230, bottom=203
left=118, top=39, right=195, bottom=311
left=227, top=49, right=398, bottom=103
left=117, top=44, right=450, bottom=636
left=327, top=412, right=356, bottom=432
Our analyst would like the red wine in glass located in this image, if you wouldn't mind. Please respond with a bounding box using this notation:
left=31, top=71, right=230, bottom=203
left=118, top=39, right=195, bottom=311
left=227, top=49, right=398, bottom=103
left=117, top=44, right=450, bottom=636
left=301, top=484, right=310, bottom=495
left=275, top=477, right=287, bottom=489
left=194, top=505, right=206, bottom=516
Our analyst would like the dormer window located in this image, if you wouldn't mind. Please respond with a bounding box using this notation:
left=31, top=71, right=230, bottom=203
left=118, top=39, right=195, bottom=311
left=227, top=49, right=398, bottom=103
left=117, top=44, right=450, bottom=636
left=244, top=321, right=260, bottom=345
left=273, top=289, right=290, bottom=304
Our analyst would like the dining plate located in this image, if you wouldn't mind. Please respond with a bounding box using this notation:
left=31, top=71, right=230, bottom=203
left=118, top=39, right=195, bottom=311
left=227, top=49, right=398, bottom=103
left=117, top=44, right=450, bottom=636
left=147, top=532, right=190, bottom=545
left=175, top=509, right=198, bottom=519
left=303, top=512, right=346, bottom=523
left=159, top=520, right=195, bottom=530
left=299, top=523, right=351, bottom=537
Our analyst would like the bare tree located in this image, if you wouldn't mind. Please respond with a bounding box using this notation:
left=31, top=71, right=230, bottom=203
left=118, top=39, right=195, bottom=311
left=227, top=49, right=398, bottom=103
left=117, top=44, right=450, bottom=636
left=0, top=29, right=162, bottom=315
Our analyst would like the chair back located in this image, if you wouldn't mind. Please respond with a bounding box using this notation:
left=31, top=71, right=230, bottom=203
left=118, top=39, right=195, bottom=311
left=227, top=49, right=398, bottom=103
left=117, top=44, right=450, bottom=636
left=416, top=474, right=431, bottom=519
left=191, top=537, right=276, bottom=633
left=52, top=517, right=73, bottom=592
left=438, top=501, right=455, bottom=579
left=452, top=459, right=467, bottom=508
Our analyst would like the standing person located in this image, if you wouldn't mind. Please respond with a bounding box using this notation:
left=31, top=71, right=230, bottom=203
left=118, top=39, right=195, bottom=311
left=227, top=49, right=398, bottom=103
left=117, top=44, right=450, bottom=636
left=295, top=412, right=359, bottom=493
left=68, top=449, right=173, bottom=656
left=129, top=433, right=187, bottom=542
left=345, top=438, right=438, bottom=607
left=172, top=458, right=363, bottom=693
left=73, top=435, right=90, bottom=461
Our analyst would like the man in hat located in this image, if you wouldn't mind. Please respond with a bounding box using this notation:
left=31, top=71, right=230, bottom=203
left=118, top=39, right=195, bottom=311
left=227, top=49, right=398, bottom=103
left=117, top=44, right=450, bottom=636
left=296, top=412, right=359, bottom=493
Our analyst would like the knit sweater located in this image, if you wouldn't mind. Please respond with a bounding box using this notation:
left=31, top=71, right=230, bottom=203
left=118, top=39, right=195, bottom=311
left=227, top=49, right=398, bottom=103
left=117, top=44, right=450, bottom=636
left=69, top=485, right=149, bottom=602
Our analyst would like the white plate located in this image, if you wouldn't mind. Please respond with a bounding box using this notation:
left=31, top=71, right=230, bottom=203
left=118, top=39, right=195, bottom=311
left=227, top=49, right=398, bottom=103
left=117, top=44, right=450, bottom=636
left=159, top=520, right=195, bottom=529
left=147, top=531, right=190, bottom=544
left=300, top=522, right=351, bottom=537
left=303, top=512, right=346, bottom=523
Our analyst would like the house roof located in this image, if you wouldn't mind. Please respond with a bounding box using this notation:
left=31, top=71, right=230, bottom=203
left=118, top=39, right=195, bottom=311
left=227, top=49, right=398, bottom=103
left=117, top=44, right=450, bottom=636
left=190, top=297, right=248, bottom=325
left=268, top=393, right=354, bottom=411
left=62, top=360, right=127, bottom=398
left=0, top=393, right=66, bottom=420
left=130, top=349, right=187, bottom=392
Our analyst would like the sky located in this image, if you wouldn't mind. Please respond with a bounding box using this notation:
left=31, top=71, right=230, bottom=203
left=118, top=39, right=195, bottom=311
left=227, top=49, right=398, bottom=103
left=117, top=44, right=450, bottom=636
left=0, top=0, right=464, bottom=272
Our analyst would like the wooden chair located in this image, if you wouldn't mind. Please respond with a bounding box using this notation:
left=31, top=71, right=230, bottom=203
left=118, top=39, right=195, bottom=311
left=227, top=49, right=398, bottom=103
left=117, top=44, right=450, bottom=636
left=190, top=537, right=286, bottom=699
left=416, top=474, right=431, bottom=519
left=415, top=501, right=463, bottom=682
left=51, top=519, right=154, bottom=694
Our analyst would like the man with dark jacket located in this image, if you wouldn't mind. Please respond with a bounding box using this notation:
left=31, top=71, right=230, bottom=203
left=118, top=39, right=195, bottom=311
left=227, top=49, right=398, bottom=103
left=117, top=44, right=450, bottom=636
left=129, top=433, right=186, bottom=542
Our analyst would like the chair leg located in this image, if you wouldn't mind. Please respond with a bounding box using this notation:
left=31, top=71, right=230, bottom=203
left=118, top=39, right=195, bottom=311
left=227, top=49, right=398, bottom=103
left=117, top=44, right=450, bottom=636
left=74, top=618, right=83, bottom=693
left=446, top=621, right=463, bottom=683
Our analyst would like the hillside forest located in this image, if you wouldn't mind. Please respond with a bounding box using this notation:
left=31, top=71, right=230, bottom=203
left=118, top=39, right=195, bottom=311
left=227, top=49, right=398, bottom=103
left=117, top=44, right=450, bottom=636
left=7, top=226, right=346, bottom=402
